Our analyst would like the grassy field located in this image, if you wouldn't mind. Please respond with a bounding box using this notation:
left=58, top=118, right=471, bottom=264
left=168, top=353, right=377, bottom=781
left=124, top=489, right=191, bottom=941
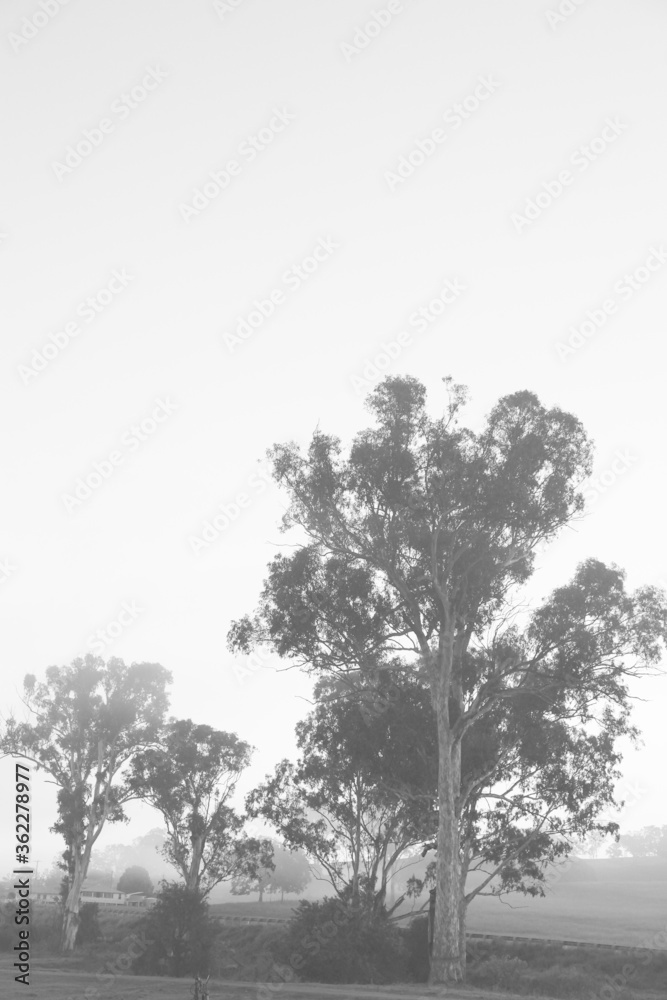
left=464, top=879, right=667, bottom=948
left=210, top=858, right=667, bottom=951
left=463, top=857, right=667, bottom=949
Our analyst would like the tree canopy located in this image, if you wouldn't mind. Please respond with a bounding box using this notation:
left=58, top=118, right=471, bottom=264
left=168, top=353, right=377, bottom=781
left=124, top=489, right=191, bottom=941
left=231, top=841, right=311, bottom=901
left=247, top=672, right=437, bottom=913
left=126, top=718, right=272, bottom=896
left=611, top=824, right=667, bottom=858
left=117, top=865, right=154, bottom=895
left=229, top=375, right=667, bottom=983
left=1, top=654, right=171, bottom=951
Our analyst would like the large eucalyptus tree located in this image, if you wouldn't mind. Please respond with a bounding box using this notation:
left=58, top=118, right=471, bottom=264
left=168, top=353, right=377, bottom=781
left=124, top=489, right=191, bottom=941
left=228, top=376, right=667, bottom=983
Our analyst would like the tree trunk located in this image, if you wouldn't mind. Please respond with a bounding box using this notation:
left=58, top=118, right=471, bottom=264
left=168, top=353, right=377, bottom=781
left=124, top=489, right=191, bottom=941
left=428, top=703, right=464, bottom=984
left=351, top=779, right=362, bottom=907
left=60, top=863, right=86, bottom=952
left=186, top=831, right=204, bottom=893
left=259, top=887, right=263, bottom=903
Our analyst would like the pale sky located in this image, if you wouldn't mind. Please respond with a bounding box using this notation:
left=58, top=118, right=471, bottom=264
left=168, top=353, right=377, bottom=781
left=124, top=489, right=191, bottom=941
left=1, top=0, right=666, bottom=871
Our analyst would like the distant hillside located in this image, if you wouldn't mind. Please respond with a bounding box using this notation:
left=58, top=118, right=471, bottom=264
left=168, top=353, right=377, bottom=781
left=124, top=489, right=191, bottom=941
left=559, top=855, right=667, bottom=882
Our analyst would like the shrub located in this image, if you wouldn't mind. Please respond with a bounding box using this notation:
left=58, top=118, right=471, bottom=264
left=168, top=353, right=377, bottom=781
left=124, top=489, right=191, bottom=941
left=470, top=954, right=530, bottom=991
left=132, top=882, right=215, bottom=978
left=466, top=941, right=640, bottom=999
left=520, top=964, right=606, bottom=998
left=276, top=897, right=408, bottom=984
left=97, top=908, right=145, bottom=944
left=77, top=903, right=101, bottom=944
left=400, top=915, right=430, bottom=982
left=209, top=923, right=288, bottom=980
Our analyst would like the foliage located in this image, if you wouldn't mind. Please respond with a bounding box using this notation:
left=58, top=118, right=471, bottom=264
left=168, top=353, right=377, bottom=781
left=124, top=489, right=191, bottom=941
left=116, top=865, right=154, bottom=895
left=94, top=828, right=169, bottom=882
left=126, top=718, right=273, bottom=896
left=77, top=903, right=101, bottom=944
left=0, top=654, right=171, bottom=951
left=132, top=881, right=215, bottom=978
left=230, top=865, right=271, bottom=900
left=266, top=845, right=311, bottom=899
left=231, top=842, right=311, bottom=901
left=575, top=829, right=609, bottom=858
left=471, top=954, right=531, bottom=991
left=463, top=938, right=667, bottom=999
left=247, top=674, right=437, bottom=911
left=613, top=824, right=667, bottom=858
left=228, top=374, right=667, bottom=983
left=276, top=897, right=408, bottom=983
left=400, top=915, right=430, bottom=982
left=208, top=923, right=287, bottom=980
left=31, top=862, right=72, bottom=894
left=82, top=867, right=115, bottom=888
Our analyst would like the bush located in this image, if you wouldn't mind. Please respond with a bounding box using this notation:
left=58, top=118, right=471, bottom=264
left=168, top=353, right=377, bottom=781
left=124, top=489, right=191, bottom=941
left=469, top=956, right=608, bottom=998
left=520, top=964, right=605, bottom=998
left=97, top=908, right=145, bottom=944
left=276, top=897, right=408, bottom=984
left=209, top=923, right=288, bottom=980
left=132, top=882, right=216, bottom=978
left=465, top=940, right=646, bottom=999
left=77, top=903, right=101, bottom=944
left=470, top=954, right=530, bottom=990
left=400, top=915, right=430, bottom=982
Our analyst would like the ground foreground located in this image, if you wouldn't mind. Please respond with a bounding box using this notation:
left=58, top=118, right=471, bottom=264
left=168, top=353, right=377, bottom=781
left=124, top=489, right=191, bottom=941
left=0, top=960, right=521, bottom=999
left=0, top=959, right=665, bottom=1000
